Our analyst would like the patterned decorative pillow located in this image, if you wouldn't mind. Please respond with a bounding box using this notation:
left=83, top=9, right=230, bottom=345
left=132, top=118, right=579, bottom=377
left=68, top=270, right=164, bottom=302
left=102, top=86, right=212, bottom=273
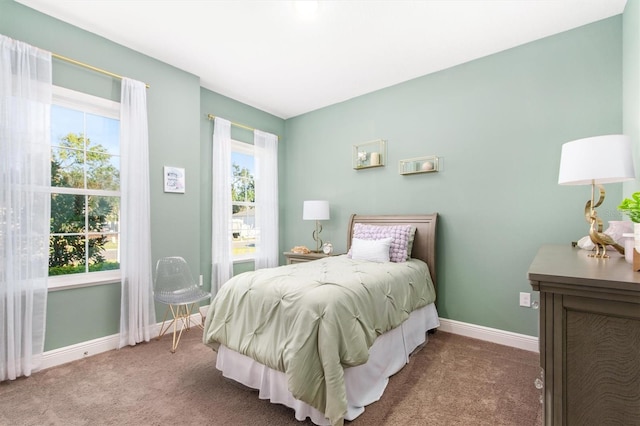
left=349, top=223, right=412, bottom=263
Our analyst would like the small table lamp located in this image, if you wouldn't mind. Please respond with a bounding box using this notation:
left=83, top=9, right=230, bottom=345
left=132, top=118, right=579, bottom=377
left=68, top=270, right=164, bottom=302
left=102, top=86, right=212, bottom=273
left=558, top=134, right=636, bottom=258
left=303, top=200, right=330, bottom=253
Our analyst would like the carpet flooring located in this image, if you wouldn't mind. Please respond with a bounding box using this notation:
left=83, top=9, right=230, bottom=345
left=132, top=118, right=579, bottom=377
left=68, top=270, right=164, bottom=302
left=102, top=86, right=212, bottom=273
left=0, top=328, right=542, bottom=425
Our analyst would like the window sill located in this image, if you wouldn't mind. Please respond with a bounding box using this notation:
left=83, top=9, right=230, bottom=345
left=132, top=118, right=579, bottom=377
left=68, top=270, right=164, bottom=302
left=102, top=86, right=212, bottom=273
left=48, top=270, right=121, bottom=292
left=233, top=257, right=255, bottom=265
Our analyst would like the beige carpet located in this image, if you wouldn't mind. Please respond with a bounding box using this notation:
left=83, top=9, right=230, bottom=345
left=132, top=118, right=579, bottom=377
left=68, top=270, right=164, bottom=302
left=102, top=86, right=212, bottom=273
left=0, top=329, right=542, bottom=425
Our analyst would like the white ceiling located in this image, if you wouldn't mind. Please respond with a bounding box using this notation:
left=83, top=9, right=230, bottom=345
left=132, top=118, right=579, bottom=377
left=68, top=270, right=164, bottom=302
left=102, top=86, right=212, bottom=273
left=17, top=0, right=627, bottom=119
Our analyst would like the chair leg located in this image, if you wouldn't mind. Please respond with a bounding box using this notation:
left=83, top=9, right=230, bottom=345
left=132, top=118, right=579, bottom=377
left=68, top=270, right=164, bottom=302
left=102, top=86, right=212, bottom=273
left=170, top=304, right=182, bottom=353
left=157, top=303, right=204, bottom=353
left=157, top=305, right=175, bottom=340
left=176, top=303, right=204, bottom=330
left=179, top=304, right=192, bottom=332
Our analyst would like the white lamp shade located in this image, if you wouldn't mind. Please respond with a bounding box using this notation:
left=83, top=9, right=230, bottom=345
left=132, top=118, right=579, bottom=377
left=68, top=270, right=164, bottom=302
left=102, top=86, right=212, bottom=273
left=303, top=200, right=330, bottom=221
left=558, top=134, right=636, bottom=185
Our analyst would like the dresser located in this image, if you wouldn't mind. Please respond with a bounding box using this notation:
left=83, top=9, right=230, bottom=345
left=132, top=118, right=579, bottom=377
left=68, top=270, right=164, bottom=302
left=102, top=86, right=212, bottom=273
left=528, top=245, right=640, bottom=425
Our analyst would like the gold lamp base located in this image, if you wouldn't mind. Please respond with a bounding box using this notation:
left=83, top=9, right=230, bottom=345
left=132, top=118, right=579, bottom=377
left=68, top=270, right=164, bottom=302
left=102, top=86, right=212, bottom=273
left=585, top=184, right=624, bottom=259
left=311, top=220, right=323, bottom=253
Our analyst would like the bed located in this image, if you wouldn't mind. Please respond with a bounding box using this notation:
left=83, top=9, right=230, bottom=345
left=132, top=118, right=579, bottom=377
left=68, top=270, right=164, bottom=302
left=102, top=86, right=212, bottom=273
left=203, top=213, right=439, bottom=425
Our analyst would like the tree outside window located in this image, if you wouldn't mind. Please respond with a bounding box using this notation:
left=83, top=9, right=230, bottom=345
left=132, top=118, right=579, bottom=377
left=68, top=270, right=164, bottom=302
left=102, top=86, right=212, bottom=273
left=49, top=100, right=120, bottom=277
left=231, top=145, right=256, bottom=258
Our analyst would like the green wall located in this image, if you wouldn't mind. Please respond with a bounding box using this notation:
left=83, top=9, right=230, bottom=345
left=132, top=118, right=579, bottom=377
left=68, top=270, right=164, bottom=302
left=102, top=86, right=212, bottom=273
left=1, top=1, right=203, bottom=350
left=282, top=16, right=624, bottom=337
left=0, top=0, right=632, bottom=349
left=624, top=0, right=640, bottom=196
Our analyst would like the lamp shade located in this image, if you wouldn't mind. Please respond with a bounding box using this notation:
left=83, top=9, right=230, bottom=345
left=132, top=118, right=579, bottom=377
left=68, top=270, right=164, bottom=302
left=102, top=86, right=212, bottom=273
left=558, top=135, right=635, bottom=185
left=303, top=200, right=330, bottom=221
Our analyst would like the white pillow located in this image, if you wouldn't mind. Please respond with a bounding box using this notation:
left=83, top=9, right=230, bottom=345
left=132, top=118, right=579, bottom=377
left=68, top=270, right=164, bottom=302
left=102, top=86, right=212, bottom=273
left=350, top=237, right=393, bottom=263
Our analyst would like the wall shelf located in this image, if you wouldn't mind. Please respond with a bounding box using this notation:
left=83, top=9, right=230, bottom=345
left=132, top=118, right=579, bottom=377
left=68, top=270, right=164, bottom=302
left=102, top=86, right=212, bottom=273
left=353, top=139, right=386, bottom=170
left=399, top=156, right=439, bottom=175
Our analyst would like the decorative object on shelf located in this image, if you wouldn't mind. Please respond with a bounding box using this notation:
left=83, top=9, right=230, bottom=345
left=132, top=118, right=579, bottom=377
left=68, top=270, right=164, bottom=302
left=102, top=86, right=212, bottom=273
left=322, top=242, right=333, bottom=255
left=558, top=135, right=635, bottom=258
left=353, top=139, right=386, bottom=169
left=399, top=156, right=439, bottom=175
left=163, top=166, right=185, bottom=193
left=303, top=200, right=330, bottom=253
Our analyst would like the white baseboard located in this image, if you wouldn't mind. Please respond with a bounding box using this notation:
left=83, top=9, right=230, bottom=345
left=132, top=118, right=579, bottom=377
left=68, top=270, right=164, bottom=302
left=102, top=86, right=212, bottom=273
left=438, top=318, right=539, bottom=353
left=40, top=314, right=537, bottom=372
left=40, top=333, right=121, bottom=370
left=40, top=313, right=202, bottom=371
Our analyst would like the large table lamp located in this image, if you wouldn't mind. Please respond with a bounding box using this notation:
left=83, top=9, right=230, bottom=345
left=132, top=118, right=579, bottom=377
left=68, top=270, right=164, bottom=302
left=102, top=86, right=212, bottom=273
left=558, top=134, right=635, bottom=258
left=303, top=200, right=330, bottom=253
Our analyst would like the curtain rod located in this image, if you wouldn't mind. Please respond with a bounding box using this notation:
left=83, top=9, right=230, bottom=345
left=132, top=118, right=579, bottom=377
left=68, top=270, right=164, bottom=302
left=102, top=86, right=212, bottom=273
left=207, top=114, right=280, bottom=138
left=52, top=53, right=150, bottom=88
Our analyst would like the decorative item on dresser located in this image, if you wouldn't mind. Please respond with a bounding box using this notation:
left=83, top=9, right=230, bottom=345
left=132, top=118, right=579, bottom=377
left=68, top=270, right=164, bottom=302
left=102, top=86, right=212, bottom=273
left=618, top=192, right=640, bottom=270
left=557, top=134, right=635, bottom=258
left=528, top=245, right=640, bottom=425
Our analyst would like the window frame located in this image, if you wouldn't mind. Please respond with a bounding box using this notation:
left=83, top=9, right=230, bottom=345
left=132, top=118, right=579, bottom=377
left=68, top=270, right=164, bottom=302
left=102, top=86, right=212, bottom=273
left=231, top=139, right=257, bottom=263
left=48, top=86, right=121, bottom=291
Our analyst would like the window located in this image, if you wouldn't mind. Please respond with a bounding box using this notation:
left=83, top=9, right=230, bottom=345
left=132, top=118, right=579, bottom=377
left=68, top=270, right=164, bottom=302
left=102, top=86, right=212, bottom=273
left=48, top=87, right=121, bottom=289
left=231, top=140, right=257, bottom=260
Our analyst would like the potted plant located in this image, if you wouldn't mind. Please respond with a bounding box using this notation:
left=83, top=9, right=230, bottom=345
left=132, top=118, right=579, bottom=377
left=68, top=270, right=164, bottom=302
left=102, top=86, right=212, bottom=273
left=618, top=192, right=640, bottom=264
left=618, top=192, right=640, bottom=223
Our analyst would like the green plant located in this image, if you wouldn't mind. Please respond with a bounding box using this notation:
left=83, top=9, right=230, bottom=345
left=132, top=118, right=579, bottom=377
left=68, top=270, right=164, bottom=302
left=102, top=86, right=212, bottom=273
left=48, top=261, right=120, bottom=276
left=618, top=192, right=640, bottom=223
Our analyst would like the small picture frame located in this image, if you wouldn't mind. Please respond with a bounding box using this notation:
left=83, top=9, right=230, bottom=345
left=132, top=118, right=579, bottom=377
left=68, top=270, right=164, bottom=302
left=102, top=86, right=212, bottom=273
left=163, top=166, right=185, bottom=193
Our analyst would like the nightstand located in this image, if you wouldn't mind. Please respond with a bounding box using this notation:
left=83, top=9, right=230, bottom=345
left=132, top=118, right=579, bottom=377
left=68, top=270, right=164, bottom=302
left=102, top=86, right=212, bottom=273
left=283, top=251, right=329, bottom=264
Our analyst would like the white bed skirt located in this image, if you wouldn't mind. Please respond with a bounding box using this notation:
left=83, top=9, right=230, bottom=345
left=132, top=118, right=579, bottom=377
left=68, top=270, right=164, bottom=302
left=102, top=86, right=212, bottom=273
left=215, top=303, right=440, bottom=425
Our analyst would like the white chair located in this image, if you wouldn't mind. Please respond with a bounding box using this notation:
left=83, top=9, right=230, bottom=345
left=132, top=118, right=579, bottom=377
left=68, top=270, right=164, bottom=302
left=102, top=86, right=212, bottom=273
left=154, top=256, right=211, bottom=353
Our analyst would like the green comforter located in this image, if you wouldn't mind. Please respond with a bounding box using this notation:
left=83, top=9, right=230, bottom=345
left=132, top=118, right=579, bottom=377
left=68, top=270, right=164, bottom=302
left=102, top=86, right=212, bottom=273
left=203, top=255, right=436, bottom=425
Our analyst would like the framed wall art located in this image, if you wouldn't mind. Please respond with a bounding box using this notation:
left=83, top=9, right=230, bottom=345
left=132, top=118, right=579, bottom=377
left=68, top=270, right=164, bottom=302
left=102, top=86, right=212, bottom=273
left=163, top=166, right=185, bottom=193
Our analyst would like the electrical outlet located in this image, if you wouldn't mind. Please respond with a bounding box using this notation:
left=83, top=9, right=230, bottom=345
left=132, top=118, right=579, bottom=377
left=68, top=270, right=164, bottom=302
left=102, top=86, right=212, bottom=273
left=199, top=275, right=203, bottom=286
left=519, top=292, right=531, bottom=308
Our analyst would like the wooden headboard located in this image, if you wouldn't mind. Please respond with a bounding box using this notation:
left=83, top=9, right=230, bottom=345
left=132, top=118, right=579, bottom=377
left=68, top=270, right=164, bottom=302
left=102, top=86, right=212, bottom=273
left=346, top=213, right=438, bottom=289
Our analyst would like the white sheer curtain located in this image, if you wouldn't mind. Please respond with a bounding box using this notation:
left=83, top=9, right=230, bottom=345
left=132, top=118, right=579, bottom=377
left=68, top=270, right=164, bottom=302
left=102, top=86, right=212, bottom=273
left=0, top=35, right=51, bottom=380
left=211, top=118, right=233, bottom=294
left=118, top=77, right=155, bottom=348
left=254, top=130, right=279, bottom=270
